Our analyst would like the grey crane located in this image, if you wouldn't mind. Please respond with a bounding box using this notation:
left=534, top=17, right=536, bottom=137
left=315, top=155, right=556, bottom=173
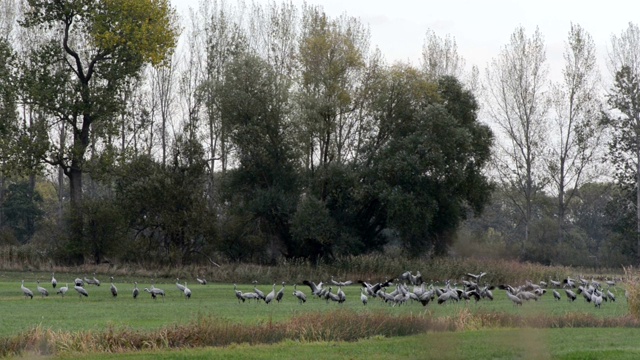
left=605, top=278, right=616, bottom=288
left=302, top=280, right=324, bottom=297
left=74, top=285, right=89, bottom=298
left=592, top=290, right=603, bottom=308
left=552, top=289, right=561, bottom=301
left=93, top=273, right=101, bottom=286
left=292, top=284, right=307, bottom=304
left=110, top=277, right=118, bottom=298
left=549, top=279, right=562, bottom=288
left=234, top=284, right=245, bottom=303
left=36, top=280, right=49, bottom=298
left=241, top=292, right=260, bottom=302
left=196, top=277, right=207, bottom=285
left=133, top=282, right=139, bottom=299
left=564, top=288, right=577, bottom=301
left=253, top=281, right=265, bottom=300
left=145, top=285, right=165, bottom=302
left=337, top=286, right=346, bottom=303
left=184, top=282, right=192, bottom=299
left=325, top=287, right=341, bottom=303
left=175, top=278, right=186, bottom=293
left=607, top=289, right=616, bottom=302
left=466, top=272, right=487, bottom=282
left=57, top=283, right=69, bottom=298
left=479, top=285, right=494, bottom=301
left=563, top=277, right=576, bottom=288
left=21, top=280, right=33, bottom=299
left=357, top=279, right=393, bottom=297
left=360, top=288, right=368, bottom=305
left=276, top=282, right=285, bottom=303
left=51, top=273, right=57, bottom=289
left=506, top=290, right=523, bottom=306
left=74, top=278, right=84, bottom=287
left=330, top=276, right=353, bottom=287
left=264, top=283, right=276, bottom=304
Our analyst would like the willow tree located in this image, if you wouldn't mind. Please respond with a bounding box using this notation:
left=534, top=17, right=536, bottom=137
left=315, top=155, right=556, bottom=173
left=19, top=0, right=178, bottom=259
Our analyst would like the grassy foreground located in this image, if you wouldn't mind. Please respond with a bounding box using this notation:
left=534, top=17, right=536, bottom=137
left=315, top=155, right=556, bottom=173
left=55, top=328, right=640, bottom=360
left=0, top=275, right=629, bottom=338
left=0, top=270, right=635, bottom=358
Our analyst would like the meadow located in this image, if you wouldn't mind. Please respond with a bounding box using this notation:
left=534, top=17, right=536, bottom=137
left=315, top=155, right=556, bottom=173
left=0, top=269, right=637, bottom=358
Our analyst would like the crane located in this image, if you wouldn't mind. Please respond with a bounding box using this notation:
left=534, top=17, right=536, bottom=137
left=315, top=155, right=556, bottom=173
left=337, top=286, right=346, bottom=303
left=253, top=281, right=265, bottom=300
left=110, top=277, right=118, bottom=298
left=57, top=283, right=69, bottom=298
left=51, top=273, right=57, bottom=289
left=145, top=285, right=166, bottom=302
left=196, top=277, right=207, bottom=285
left=74, top=278, right=84, bottom=287
left=234, top=284, right=245, bottom=303
left=292, top=284, right=307, bottom=304
left=302, top=280, right=324, bottom=297
left=93, top=273, right=101, bottom=286
left=133, top=282, right=140, bottom=299
left=36, top=280, right=49, bottom=298
left=175, top=278, right=186, bottom=292
left=564, top=289, right=577, bottom=301
left=552, top=289, right=561, bottom=301
left=264, top=283, right=276, bottom=304
left=506, top=290, right=523, bottom=306
left=74, top=285, right=89, bottom=298
left=184, top=282, right=192, bottom=299
left=21, top=280, right=33, bottom=299
left=466, top=272, right=487, bottom=282
left=360, top=288, right=368, bottom=305
left=276, top=282, right=285, bottom=303
left=330, top=276, right=353, bottom=287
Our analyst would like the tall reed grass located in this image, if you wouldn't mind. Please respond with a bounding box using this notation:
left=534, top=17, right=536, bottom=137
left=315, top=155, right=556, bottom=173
left=3, top=309, right=639, bottom=358
left=0, top=245, right=622, bottom=285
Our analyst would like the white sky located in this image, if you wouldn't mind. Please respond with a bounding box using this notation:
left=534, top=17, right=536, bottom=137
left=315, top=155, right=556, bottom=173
left=171, top=0, right=640, bottom=84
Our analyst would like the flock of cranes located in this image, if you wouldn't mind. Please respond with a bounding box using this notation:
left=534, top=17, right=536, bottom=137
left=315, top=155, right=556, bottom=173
left=231, top=271, right=623, bottom=309
left=20, top=273, right=205, bottom=301
left=17, top=271, right=622, bottom=310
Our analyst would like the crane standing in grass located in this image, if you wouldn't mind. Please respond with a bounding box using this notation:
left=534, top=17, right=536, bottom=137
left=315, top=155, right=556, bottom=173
left=21, top=280, right=33, bottom=299
left=133, top=282, right=140, bottom=299
left=176, top=278, right=186, bottom=293
left=253, top=281, right=265, bottom=301
left=57, top=283, right=69, bottom=298
left=184, top=282, right=192, bottom=299
left=51, top=273, right=57, bottom=289
left=110, top=277, right=118, bottom=298
left=276, top=282, right=285, bottom=303
left=361, top=288, right=368, bottom=305
left=74, top=285, right=89, bottom=298
left=36, top=280, right=49, bottom=298
left=293, top=284, right=307, bottom=304
left=264, top=283, right=276, bottom=304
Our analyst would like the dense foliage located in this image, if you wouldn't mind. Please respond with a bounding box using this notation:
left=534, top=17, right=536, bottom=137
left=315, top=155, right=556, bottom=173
left=0, top=1, right=637, bottom=267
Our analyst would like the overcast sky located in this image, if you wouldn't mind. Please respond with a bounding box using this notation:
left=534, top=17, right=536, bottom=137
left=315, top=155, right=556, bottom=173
left=171, top=0, right=640, bottom=84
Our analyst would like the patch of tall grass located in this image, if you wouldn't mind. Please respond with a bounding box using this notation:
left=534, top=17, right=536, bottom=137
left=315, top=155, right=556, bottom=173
left=0, top=244, right=622, bottom=286
left=3, top=308, right=640, bottom=358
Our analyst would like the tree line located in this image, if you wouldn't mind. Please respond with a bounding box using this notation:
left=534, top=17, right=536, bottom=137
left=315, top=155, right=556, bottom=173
left=0, top=0, right=639, bottom=268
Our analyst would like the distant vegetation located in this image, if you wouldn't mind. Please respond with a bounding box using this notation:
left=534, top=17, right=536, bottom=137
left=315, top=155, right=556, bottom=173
left=0, top=1, right=638, bottom=269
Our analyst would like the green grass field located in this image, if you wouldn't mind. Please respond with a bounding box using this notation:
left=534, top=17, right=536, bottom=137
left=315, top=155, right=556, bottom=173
left=58, top=328, right=640, bottom=360
left=0, top=270, right=635, bottom=359
left=0, top=271, right=629, bottom=338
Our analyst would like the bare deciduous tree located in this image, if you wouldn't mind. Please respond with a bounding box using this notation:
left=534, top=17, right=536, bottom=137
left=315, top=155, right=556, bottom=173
left=484, top=26, right=550, bottom=251
left=548, top=23, right=605, bottom=244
